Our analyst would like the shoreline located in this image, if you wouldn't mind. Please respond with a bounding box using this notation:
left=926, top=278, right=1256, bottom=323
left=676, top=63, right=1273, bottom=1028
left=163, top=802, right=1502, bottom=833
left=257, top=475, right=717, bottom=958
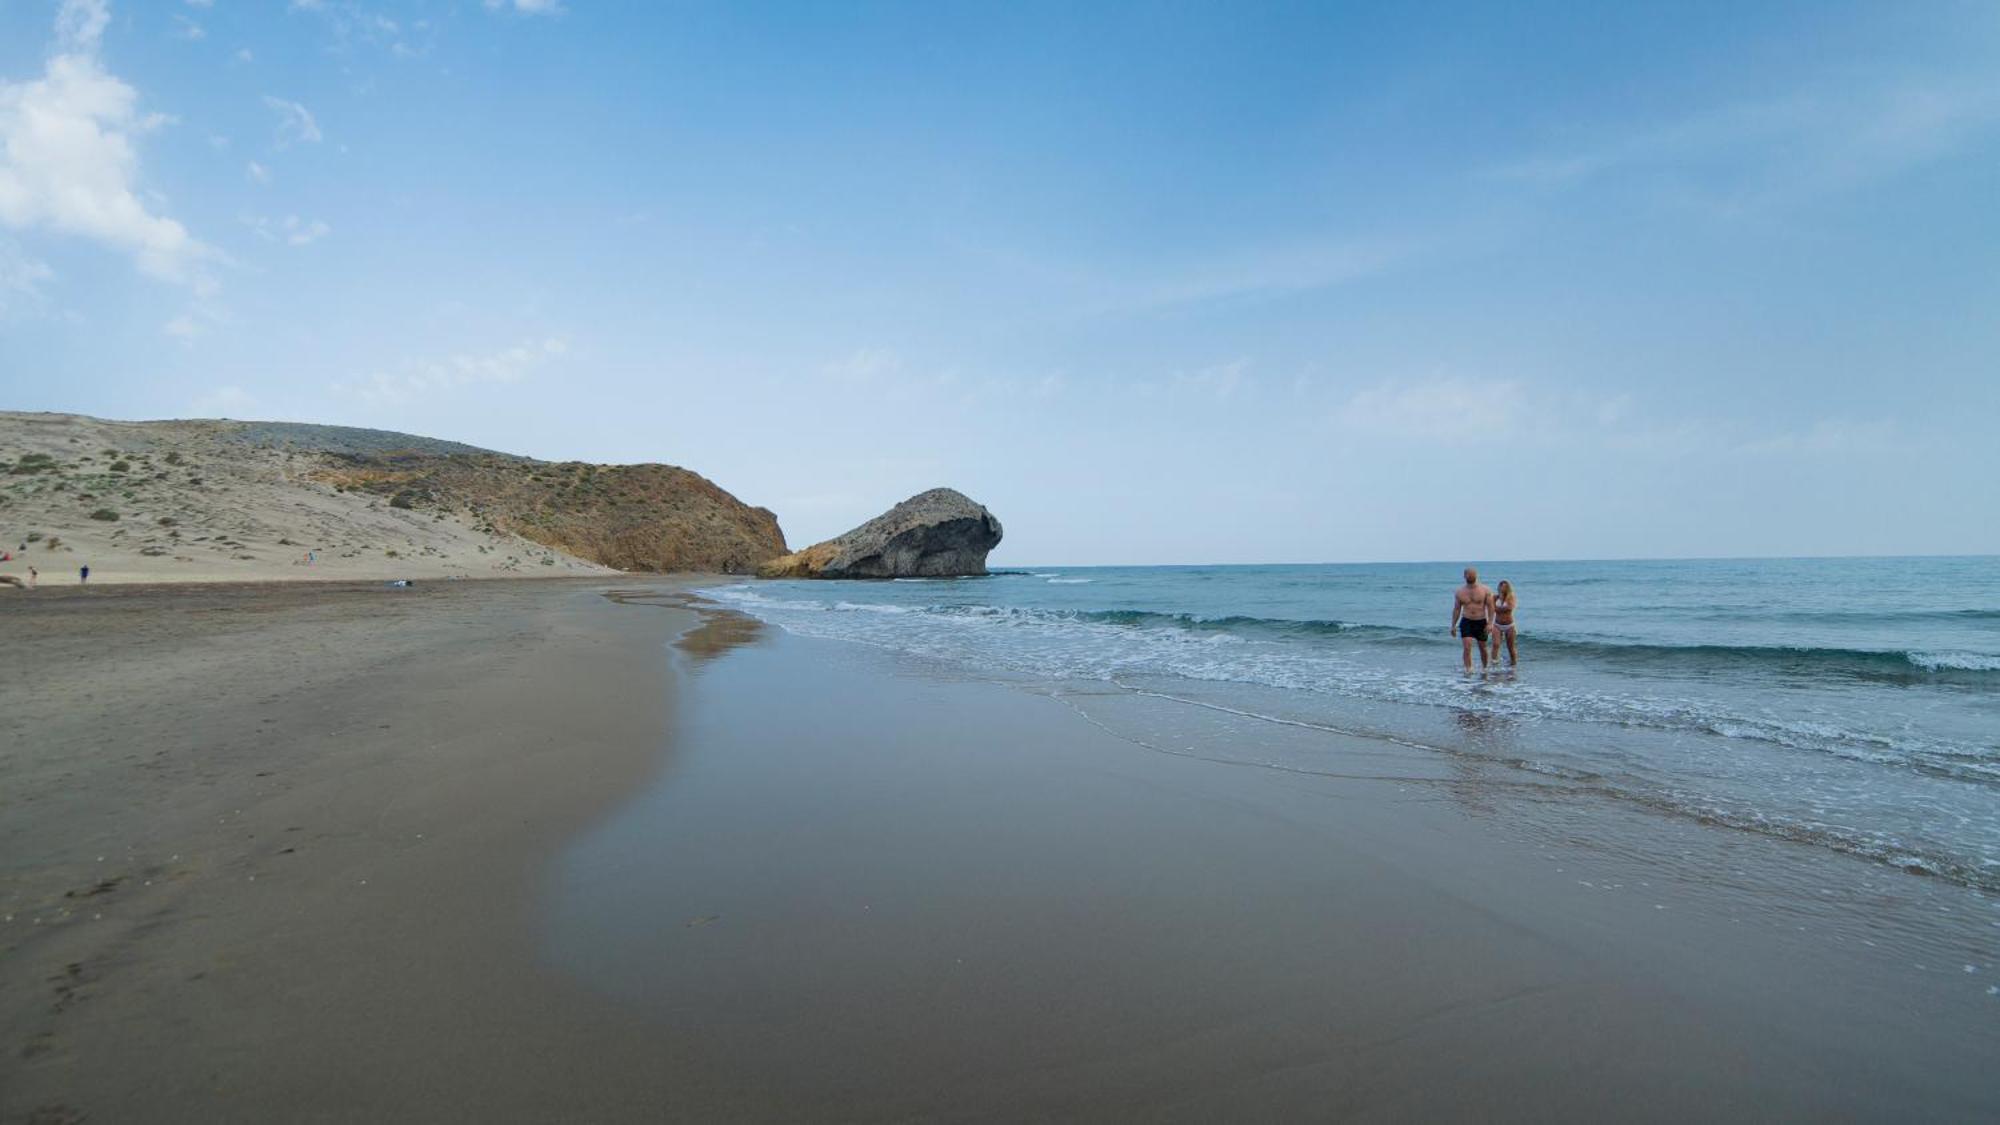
left=548, top=608, right=2000, bottom=1119
left=5, top=578, right=1996, bottom=1120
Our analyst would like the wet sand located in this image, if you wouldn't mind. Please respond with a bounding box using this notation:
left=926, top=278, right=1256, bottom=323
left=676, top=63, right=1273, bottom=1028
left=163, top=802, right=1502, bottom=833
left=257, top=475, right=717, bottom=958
left=552, top=615, right=2000, bottom=1120
left=1, top=578, right=719, bottom=1121
left=4, top=581, right=1997, bottom=1121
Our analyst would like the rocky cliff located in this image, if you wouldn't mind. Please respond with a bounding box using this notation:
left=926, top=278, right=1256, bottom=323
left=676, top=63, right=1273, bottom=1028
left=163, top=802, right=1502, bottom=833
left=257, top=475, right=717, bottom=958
left=312, top=450, right=786, bottom=574
left=757, top=488, right=1001, bottom=579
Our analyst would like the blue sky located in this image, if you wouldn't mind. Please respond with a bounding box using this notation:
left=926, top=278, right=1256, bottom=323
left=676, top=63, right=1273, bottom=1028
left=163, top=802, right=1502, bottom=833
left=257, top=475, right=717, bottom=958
left=2, top=0, right=1996, bottom=563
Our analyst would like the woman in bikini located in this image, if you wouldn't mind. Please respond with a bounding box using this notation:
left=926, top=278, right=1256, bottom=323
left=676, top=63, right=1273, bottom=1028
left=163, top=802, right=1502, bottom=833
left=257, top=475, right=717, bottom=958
left=1489, top=580, right=1519, bottom=666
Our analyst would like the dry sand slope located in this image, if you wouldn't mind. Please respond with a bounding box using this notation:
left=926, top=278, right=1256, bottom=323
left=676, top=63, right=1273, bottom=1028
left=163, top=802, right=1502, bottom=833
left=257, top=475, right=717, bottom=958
left=0, top=412, right=679, bottom=584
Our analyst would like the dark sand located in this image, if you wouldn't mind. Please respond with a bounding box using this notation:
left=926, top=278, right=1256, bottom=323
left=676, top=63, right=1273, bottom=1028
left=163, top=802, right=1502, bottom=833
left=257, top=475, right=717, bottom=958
left=4, top=581, right=1997, bottom=1121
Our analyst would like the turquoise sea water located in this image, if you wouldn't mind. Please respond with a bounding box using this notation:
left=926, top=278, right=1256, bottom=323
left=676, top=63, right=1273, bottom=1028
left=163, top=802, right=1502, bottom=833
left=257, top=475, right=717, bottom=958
left=705, top=557, right=2000, bottom=890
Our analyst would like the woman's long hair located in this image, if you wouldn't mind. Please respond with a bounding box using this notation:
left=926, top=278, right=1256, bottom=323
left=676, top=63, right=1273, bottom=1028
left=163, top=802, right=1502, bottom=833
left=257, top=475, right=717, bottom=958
left=1497, top=579, right=1515, bottom=607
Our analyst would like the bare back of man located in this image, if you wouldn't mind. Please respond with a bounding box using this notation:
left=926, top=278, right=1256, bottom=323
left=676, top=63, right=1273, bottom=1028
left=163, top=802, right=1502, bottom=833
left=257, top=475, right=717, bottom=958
left=1450, top=567, right=1496, bottom=671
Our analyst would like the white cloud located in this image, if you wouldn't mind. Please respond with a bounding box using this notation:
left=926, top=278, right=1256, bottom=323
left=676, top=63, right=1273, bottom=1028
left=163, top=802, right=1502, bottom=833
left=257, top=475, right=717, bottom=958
left=56, top=0, right=109, bottom=51
left=0, top=1, right=214, bottom=288
left=335, top=337, right=571, bottom=404
left=186, top=0, right=216, bottom=9
left=1338, top=377, right=1526, bottom=442
left=263, top=95, right=322, bottom=146
left=287, top=2, right=417, bottom=54
left=283, top=216, right=329, bottom=245
left=164, top=312, right=200, bottom=340
left=173, top=15, right=205, bottom=40
left=0, top=242, right=54, bottom=314
left=485, top=0, right=565, bottom=14
left=241, top=213, right=330, bottom=245
left=246, top=159, right=269, bottom=184
left=234, top=48, right=254, bottom=64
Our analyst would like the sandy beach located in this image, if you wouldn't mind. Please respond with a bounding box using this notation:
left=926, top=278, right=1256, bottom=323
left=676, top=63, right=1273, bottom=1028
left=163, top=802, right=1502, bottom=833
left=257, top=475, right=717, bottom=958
left=4, top=579, right=1997, bottom=1122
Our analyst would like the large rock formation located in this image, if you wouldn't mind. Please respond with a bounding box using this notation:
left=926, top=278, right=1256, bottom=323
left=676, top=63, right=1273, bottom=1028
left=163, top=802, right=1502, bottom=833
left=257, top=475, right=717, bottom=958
left=757, top=488, right=1002, bottom=579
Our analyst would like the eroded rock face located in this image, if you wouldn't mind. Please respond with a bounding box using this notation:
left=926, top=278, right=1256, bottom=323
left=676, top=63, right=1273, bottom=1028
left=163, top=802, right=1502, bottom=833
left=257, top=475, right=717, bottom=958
left=757, top=488, right=1001, bottom=579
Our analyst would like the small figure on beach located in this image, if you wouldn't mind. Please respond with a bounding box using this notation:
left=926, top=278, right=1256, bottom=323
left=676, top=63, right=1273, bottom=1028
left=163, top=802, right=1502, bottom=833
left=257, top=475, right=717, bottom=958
left=1489, top=580, right=1518, bottom=666
left=28, top=566, right=37, bottom=589
left=1450, top=567, right=1496, bottom=672
left=79, top=564, right=89, bottom=585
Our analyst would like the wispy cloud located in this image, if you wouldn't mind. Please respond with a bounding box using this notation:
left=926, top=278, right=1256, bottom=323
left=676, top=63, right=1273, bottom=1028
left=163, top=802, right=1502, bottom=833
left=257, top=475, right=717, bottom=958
left=246, top=160, right=270, bottom=185
left=1483, top=78, right=2000, bottom=210
left=241, top=213, right=331, bottom=245
left=0, top=241, right=54, bottom=315
left=1338, top=376, right=1526, bottom=442
left=822, top=347, right=1064, bottom=407
left=957, top=233, right=1422, bottom=324
left=1130, top=239, right=1414, bottom=311
left=1169, top=359, right=1251, bottom=401
left=287, top=1, right=426, bottom=57
left=263, top=95, right=323, bottom=146
left=484, top=0, right=565, bottom=15
left=334, top=338, right=570, bottom=404
left=0, top=0, right=215, bottom=289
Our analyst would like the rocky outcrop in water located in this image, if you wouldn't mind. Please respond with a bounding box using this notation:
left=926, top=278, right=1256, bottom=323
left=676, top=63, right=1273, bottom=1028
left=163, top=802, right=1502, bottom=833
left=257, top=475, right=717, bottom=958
left=756, top=488, right=1001, bottom=579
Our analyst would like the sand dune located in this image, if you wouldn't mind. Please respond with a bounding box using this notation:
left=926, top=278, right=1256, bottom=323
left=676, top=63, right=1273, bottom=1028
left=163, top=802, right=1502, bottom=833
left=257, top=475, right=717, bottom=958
left=0, top=412, right=782, bottom=585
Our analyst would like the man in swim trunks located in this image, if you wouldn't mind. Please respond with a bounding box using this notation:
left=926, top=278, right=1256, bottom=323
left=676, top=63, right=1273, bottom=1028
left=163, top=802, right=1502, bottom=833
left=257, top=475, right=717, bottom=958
left=1450, top=567, right=1496, bottom=672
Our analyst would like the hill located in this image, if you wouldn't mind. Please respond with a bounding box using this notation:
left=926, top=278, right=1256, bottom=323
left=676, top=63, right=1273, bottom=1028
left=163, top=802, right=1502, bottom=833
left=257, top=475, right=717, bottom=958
left=0, top=412, right=788, bottom=584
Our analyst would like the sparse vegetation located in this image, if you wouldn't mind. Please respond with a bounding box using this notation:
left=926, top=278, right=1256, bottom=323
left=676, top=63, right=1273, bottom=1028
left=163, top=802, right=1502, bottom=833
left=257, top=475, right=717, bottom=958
left=110, top=460, right=130, bottom=473
left=89, top=508, right=120, bottom=521
left=164, top=451, right=184, bottom=465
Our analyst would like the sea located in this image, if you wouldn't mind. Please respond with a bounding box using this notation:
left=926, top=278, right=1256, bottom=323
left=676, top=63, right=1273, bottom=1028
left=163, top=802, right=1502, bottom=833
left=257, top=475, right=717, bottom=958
left=703, top=557, right=2000, bottom=893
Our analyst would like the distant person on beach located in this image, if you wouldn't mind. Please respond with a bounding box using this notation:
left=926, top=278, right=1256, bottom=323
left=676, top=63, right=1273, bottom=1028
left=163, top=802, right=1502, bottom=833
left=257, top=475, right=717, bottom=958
left=79, top=565, right=89, bottom=585
left=28, top=566, right=37, bottom=589
left=1489, top=580, right=1518, bottom=666
left=1450, top=567, right=1495, bottom=671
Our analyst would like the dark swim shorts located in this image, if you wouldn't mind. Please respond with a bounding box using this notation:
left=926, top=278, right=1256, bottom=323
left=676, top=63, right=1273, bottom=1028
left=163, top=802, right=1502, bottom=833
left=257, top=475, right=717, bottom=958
left=1459, top=617, right=1489, bottom=642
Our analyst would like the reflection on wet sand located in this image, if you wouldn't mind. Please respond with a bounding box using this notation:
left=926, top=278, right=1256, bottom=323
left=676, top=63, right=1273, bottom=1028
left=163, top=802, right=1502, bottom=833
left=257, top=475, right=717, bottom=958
left=674, top=608, right=765, bottom=665
left=602, top=588, right=766, bottom=667
left=1446, top=706, right=1522, bottom=817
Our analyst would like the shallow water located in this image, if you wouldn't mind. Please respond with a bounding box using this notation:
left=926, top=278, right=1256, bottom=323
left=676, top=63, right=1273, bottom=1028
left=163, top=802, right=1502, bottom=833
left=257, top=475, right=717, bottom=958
left=705, top=557, right=2000, bottom=889
left=546, top=622, right=2000, bottom=1119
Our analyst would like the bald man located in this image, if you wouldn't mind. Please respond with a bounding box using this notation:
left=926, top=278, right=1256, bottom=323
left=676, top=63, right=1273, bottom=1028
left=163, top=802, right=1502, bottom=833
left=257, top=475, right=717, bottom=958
left=1449, top=567, right=1496, bottom=672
